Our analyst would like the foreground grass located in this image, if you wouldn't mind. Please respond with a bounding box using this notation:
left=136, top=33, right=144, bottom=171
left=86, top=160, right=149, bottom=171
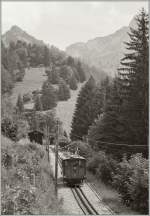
left=1, top=136, right=64, bottom=215
left=87, top=171, right=138, bottom=215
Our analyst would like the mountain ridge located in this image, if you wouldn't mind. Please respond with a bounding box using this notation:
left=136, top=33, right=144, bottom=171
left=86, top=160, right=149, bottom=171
left=2, top=25, right=44, bottom=47
left=2, top=17, right=136, bottom=78
left=66, top=17, right=136, bottom=77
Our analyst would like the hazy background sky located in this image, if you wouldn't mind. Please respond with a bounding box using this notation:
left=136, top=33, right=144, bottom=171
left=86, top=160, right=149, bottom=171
left=2, top=1, right=148, bottom=50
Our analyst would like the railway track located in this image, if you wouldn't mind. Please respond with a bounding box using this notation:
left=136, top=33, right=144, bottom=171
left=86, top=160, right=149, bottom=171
left=58, top=153, right=98, bottom=214
left=85, top=182, right=114, bottom=214
left=71, top=187, right=99, bottom=215
left=54, top=149, right=113, bottom=215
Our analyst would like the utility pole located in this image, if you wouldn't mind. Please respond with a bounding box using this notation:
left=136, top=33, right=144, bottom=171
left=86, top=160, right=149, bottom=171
left=47, top=124, right=50, bottom=162
left=55, top=119, right=59, bottom=197
left=44, top=123, right=50, bottom=162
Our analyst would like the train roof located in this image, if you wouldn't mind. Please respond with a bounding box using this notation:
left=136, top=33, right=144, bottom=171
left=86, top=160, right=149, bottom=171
left=59, top=152, right=85, bottom=161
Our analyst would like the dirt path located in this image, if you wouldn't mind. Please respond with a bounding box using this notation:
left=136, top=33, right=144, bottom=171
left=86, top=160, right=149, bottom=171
left=55, top=82, right=85, bottom=136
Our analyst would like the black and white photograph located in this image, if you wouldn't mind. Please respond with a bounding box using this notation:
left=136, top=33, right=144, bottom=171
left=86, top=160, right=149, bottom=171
left=1, top=0, right=149, bottom=215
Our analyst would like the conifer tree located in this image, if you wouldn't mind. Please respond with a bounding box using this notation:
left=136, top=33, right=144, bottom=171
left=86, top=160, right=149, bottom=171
left=72, top=67, right=80, bottom=82
left=43, top=46, right=50, bottom=67
left=41, top=81, right=57, bottom=110
left=77, top=61, right=86, bottom=83
left=67, top=56, right=75, bottom=66
left=118, top=9, right=148, bottom=145
left=48, top=65, right=59, bottom=84
left=88, top=78, right=128, bottom=149
left=34, top=95, right=43, bottom=111
left=58, top=79, right=70, bottom=101
left=69, top=75, right=78, bottom=90
left=16, top=94, right=24, bottom=114
left=70, top=76, right=95, bottom=140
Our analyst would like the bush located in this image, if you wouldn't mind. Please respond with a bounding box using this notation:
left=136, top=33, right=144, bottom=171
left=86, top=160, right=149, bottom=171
left=1, top=139, right=63, bottom=214
left=23, top=93, right=32, bottom=103
left=112, top=153, right=148, bottom=214
left=16, top=119, right=29, bottom=140
left=88, top=151, right=148, bottom=213
left=87, top=151, right=106, bottom=174
left=112, top=155, right=133, bottom=205
left=96, top=156, right=117, bottom=184
left=127, top=154, right=148, bottom=214
left=70, top=140, right=92, bottom=158
left=1, top=117, right=18, bottom=141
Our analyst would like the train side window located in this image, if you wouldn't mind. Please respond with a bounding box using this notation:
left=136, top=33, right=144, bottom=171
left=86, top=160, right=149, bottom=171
left=79, top=160, right=83, bottom=167
left=79, top=160, right=81, bottom=166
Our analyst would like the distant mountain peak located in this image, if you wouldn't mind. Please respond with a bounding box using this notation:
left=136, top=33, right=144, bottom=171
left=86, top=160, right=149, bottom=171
left=66, top=16, right=135, bottom=77
left=10, top=25, right=22, bottom=31
left=2, top=25, right=44, bottom=47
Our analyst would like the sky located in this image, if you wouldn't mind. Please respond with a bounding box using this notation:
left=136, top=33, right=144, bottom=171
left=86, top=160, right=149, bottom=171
left=2, top=1, right=148, bottom=50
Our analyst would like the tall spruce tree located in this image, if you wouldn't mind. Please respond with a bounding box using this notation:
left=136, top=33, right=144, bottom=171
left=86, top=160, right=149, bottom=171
left=70, top=76, right=95, bottom=140
left=58, top=79, right=71, bottom=101
left=34, top=95, right=43, bottom=111
left=47, top=64, right=59, bottom=84
left=77, top=61, right=86, bottom=83
left=69, top=75, right=78, bottom=90
left=118, top=9, right=148, bottom=145
left=16, top=94, right=24, bottom=114
left=43, top=46, right=50, bottom=67
left=88, top=78, right=129, bottom=150
left=41, top=81, right=57, bottom=110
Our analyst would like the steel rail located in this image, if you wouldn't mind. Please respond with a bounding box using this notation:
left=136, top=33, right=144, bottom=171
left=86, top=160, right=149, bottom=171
left=86, top=182, right=114, bottom=214
left=72, top=187, right=99, bottom=215
left=78, top=187, right=99, bottom=215
left=71, top=188, right=89, bottom=215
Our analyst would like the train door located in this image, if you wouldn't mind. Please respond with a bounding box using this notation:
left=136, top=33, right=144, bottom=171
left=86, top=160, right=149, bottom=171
left=78, top=160, right=86, bottom=179
left=72, top=159, right=79, bottom=179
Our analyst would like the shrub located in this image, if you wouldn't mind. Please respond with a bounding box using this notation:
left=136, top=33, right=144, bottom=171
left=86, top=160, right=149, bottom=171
left=96, top=156, right=117, bottom=184
left=127, top=154, right=148, bottom=214
left=1, top=117, right=18, bottom=141
left=2, top=152, right=12, bottom=169
left=112, top=153, right=148, bottom=214
left=87, top=151, right=118, bottom=183
left=23, top=93, right=32, bottom=103
left=112, top=155, right=133, bottom=206
left=1, top=139, right=63, bottom=214
left=70, top=140, right=92, bottom=158
left=87, top=151, right=106, bottom=174
left=16, top=119, right=29, bottom=140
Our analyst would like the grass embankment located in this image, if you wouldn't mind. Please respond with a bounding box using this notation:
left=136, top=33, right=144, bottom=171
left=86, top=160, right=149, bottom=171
left=87, top=171, right=138, bottom=215
left=1, top=135, right=64, bottom=215
left=11, top=67, right=46, bottom=105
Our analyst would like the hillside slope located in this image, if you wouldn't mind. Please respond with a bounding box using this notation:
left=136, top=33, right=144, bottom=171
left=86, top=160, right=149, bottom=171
left=66, top=17, right=136, bottom=77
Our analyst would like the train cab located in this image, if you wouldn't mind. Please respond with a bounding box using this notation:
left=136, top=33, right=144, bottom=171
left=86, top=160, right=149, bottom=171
left=60, top=153, right=86, bottom=186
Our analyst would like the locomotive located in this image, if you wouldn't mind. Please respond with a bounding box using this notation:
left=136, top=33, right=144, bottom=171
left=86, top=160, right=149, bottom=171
left=59, top=152, right=86, bottom=186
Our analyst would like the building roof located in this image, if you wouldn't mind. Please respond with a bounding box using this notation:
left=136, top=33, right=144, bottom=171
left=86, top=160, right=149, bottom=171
left=28, top=130, right=44, bottom=135
left=24, top=102, right=34, bottom=110
left=59, top=152, right=85, bottom=161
